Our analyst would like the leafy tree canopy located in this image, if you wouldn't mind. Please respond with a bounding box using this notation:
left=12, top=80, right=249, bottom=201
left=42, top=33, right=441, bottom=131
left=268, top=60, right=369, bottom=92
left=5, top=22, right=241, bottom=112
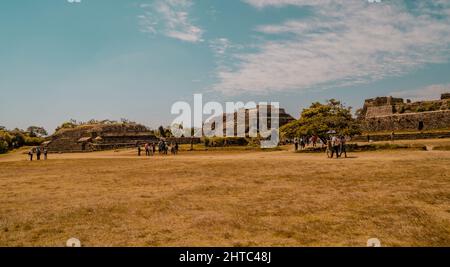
left=27, top=126, right=48, bottom=137
left=280, top=99, right=361, bottom=139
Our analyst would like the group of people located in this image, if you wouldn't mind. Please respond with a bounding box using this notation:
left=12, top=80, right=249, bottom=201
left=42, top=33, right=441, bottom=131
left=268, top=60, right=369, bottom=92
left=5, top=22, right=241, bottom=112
left=327, top=135, right=348, bottom=158
left=293, top=135, right=348, bottom=158
left=293, top=135, right=320, bottom=151
left=137, top=140, right=179, bottom=156
left=28, top=146, right=48, bottom=161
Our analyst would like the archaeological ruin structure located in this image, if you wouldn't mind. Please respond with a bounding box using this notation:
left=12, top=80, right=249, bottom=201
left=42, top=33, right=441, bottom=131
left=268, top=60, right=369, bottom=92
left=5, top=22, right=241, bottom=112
left=204, top=105, right=295, bottom=137
left=360, top=93, right=450, bottom=132
left=45, top=123, right=159, bottom=152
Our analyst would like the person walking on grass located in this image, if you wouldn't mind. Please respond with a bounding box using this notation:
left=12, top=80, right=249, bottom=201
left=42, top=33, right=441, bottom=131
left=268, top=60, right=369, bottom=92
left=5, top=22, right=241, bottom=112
left=312, top=135, right=318, bottom=147
left=294, top=138, right=299, bottom=151
left=145, top=143, right=150, bottom=156
left=28, top=149, right=34, bottom=161
left=330, top=136, right=340, bottom=158
left=170, top=143, right=176, bottom=155
left=36, top=147, right=41, bottom=161
left=300, top=137, right=305, bottom=150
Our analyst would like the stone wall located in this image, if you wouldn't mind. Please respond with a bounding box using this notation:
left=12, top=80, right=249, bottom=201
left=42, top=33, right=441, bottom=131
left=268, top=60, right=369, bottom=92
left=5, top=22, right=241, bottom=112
left=352, top=131, right=450, bottom=142
left=46, top=123, right=204, bottom=152
left=360, top=93, right=450, bottom=132
left=46, top=124, right=157, bottom=152
left=366, top=105, right=394, bottom=118
left=362, top=110, right=450, bottom=132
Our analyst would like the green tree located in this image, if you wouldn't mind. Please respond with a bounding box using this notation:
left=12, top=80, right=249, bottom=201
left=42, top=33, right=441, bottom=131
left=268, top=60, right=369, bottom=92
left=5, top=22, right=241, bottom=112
left=27, top=126, right=48, bottom=137
left=10, top=129, right=26, bottom=147
left=0, top=140, right=8, bottom=154
left=281, top=99, right=361, bottom=141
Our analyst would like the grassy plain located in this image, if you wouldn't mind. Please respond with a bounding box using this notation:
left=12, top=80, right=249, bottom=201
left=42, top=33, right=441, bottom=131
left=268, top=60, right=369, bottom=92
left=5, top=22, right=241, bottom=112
left=0, top=141, right=449, bottom=247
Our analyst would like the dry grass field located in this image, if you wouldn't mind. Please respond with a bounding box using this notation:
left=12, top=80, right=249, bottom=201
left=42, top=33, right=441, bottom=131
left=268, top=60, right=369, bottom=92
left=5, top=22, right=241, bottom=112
left=1, top=142, right=450, bottom=247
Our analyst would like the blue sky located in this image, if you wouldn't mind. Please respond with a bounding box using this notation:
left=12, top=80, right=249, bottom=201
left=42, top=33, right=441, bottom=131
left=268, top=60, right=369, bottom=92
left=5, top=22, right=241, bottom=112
left=1, top=0, right=450, bottom=133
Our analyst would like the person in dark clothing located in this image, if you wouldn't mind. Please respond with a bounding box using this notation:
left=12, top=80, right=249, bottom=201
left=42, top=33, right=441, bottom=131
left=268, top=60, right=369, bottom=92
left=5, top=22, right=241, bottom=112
left=175, top=142, right=179, bottom=154
left=152, top=143, right=156, bottom=155
left=300, top=138, right=305, bottom=150
left=138, top=145, right=141, bottom=156
left=36, top=147, right=41, bottom=160
left=294, top=138, right=299, bottom=151
left=145, top=143, right=150, bottom=156
left=28, top=149, right=33, bottom=161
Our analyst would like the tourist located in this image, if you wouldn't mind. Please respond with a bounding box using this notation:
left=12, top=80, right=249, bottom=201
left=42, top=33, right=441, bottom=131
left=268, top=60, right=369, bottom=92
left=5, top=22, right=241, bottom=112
left=36, top=147, right=41, bottom=160
left=137, top=145, right=141, bottom=156
left=43, top=147, right=48, bottom=160
left=330, top=136, right=340, bottom=158
left=145, top=143, right=150, bottom=156
left=326, top=138, right=332, bottom=158
left=312, top=135, right=318, bottom=147
left=175, top=142, right=179, bottom=154
left=294, top=138, right=299, bottom=151
left=152, top=143, right=156, bottom=155
left=158, top=140, right=163, bottom=154
left=300, top=137, right=305, bottom=150
left=28, top=149, right=33, bottom=161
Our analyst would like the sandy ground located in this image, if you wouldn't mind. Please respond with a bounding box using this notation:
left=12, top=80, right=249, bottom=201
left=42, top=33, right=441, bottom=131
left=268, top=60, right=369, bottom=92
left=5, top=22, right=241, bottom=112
left=0, top=144, right=449, bottom=247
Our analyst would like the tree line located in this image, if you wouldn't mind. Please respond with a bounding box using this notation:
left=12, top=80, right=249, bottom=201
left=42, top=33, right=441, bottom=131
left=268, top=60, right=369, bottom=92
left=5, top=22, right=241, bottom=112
left=0, top=126, right=47, bottom=154
left=1, top=99, right=362, bottom=154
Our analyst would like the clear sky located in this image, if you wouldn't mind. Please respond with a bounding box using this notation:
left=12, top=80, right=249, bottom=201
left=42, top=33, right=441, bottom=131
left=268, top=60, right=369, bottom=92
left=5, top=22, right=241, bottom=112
left=1, top=0, right=450, bottom=133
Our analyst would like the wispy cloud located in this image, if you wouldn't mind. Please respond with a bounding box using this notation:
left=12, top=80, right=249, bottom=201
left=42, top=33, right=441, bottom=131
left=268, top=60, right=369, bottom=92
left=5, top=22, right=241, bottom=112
left=213, top=0, right=450, bottom=94
left=390, top=84, right=450, bottom=101
left=139, top=0, right=203, bottom=43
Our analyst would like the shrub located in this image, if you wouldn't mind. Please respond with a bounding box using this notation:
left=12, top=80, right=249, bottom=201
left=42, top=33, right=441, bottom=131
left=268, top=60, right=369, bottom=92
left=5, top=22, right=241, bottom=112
left=0, top=130, right=12, bottom=144
left=203, top=137, right=210, bottom=147
left=0, top=140, right=8, bottom=154
left=24, top=136, right=45, bottom=146
left=207, top=137, right=249, bottom=147
left=8, top=130, right=25, bottom=147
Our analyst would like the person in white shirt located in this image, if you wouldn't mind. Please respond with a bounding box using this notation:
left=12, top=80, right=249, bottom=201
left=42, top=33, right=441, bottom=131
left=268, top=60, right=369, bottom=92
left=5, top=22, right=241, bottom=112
left=331, top=136, right=340, bottom=158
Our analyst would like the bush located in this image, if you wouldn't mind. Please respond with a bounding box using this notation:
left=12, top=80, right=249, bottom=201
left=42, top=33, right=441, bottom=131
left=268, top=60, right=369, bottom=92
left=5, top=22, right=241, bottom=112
left=207, top=137, right=249, bottom=147
left=10, top=131, right=25, bottom=147
left=0, top=140, right=8, bottom=154
left=203, top=137, right=210, bottom=147
left=24, top=136, right=45, bottom=146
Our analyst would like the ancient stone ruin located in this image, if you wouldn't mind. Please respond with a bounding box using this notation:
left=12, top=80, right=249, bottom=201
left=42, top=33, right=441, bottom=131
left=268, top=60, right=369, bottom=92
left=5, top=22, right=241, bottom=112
left=360, top=94, right=450, bottom=132
left=46, top=123, right=158, bottom=152
left=205, top=105, right=295, bottom=137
